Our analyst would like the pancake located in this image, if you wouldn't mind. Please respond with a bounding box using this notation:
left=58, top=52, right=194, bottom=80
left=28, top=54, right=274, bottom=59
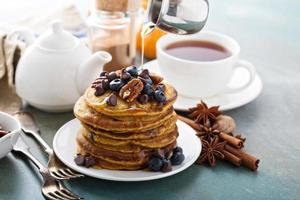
left=84, top=82, right=177, bottom=117
left=82, top=117, right=176, bottom=140
left=78, top=126, right=178, bottom=153
left=76, top=132, right=177, bottom=170
left=81, top=126, right=178, bottom=148
left=74, top=97, right=177, bottom=133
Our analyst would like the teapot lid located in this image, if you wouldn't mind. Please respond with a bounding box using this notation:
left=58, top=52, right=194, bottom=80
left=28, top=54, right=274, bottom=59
left=35, top=21, right=78, bottom=51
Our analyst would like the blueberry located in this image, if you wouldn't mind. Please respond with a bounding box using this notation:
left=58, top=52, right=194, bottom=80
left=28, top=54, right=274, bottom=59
left=139, top=77, right=153, bottom=85
left=148, top=157, right=163, bottom=172
left=109, top=79, right=124, bottom=91
left=170, top=152, right=185, bottom=165
left=173, top=147, right=183, bottom=154
left=142, top=84, right=154, bottom=96
left=156, top=83, right=166, bottom=92
left=154, top=90, right=166, bottom=103
left=126, top=66, right=138, bottom=77
left=100, top=71, right=108, bottom=77
left=161, top=159, right=172, bottom=172
left=107, top=72, right=118, bottom=81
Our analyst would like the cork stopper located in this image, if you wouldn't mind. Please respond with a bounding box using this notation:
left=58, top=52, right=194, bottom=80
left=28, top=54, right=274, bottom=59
left=95, top=0, right=129, bottom=12
left=95, top=0, right=141, bottom=12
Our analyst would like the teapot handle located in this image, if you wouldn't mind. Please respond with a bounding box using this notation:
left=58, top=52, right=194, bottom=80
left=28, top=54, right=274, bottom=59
left=8, top=27, right=35, bottom=47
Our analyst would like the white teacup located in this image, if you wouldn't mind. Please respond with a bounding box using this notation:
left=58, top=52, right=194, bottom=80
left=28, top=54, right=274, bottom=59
left=156, top=31, right=256, bottom=98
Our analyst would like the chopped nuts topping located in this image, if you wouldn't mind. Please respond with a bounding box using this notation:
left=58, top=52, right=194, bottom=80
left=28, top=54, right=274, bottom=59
left=119, top=79, right=143, bottom=102
left=91, top=66, right=167, bottom=106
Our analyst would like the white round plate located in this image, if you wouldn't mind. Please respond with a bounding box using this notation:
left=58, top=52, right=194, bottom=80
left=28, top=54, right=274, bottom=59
left=53, top=119, right=201, bottom=181
left=144, top=60, right=263, bottom=111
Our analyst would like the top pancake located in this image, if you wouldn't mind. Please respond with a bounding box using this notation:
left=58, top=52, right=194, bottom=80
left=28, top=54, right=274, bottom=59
left=84, top=82, right=177, bottom=117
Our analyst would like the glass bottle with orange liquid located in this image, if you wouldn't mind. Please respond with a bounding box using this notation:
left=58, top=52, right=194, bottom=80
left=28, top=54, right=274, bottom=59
left=87, top=0, right=143, bottom=71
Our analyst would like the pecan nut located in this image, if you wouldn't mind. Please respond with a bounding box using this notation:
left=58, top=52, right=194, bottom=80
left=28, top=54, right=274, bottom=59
left=149, top=73, right=164, bottom=84
left=119, top=79, right=143, bottom=102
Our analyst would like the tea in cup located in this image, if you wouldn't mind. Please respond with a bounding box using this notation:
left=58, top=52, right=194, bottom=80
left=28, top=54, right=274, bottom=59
left=156, top=31, right=256, bottom=98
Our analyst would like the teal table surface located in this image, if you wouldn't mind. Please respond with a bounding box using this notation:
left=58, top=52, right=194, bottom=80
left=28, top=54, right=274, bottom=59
left=1, top=0, right=300, bottom=199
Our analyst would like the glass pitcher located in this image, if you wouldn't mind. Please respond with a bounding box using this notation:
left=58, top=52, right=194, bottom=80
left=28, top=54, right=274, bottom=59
left=145, top=0, right=209, bottom=34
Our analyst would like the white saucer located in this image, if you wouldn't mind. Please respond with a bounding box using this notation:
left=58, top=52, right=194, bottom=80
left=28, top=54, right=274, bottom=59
left=53, top=119, right=201, bottom=182
left=144, top=60, right=263, bottom=111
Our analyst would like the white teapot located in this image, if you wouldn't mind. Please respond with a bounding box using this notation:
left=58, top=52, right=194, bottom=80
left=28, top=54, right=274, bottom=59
left=14, top=21, right=112, bottom=112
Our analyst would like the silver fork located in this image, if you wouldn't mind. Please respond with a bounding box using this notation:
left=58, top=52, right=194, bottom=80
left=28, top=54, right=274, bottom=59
left=14, top=111, right=84, bottom=180
left=13, top=134, right=83, bottom=200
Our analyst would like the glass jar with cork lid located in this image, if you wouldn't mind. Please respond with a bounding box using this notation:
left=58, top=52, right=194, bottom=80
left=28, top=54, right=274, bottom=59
left=87, top=0, right=142, bottom=72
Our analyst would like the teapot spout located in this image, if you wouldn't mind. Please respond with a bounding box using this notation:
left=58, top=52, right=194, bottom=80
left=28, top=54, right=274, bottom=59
left=76, top=51, right=112, bottom=94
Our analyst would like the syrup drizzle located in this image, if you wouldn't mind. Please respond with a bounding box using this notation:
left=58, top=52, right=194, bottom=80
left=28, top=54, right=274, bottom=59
left=140, top=22, right=156, bottom=68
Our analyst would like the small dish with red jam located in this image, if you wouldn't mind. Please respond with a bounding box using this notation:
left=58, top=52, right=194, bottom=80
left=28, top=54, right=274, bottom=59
left=0, top=112, right=21, bottom=159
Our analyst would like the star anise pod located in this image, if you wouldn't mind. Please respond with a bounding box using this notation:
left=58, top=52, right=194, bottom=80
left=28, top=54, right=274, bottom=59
left=196, top=123, right=221, bottom=142
left=189, top=100, right=222, bottom=125
left=196, top=138, right=226, bottom=167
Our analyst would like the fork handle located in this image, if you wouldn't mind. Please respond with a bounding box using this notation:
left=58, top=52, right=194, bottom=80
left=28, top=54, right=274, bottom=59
left=23, top=130, right=53, bottom=155
left=13, top=147, right=47, bottom=172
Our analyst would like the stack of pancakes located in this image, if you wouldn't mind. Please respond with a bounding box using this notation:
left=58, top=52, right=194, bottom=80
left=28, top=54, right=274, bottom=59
left=74, top=82, right=178, bottom=170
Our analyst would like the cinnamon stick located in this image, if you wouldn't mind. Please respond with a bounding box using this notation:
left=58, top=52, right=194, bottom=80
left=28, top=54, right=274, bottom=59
left=235, top=134, right=246, bottom=142
left=177, top=115, right=200, bottom=131
left=178, top=114, right=244, bottom=149
left=225, top=145, right=259, bottom=171
left=222, top=149, right=241, bottom=167
left=178, top=114, right=259, bottom=171
left=219, top=132, right=244, bottom=149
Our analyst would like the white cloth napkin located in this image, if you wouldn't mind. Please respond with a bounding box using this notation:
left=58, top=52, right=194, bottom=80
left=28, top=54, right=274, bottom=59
left=0, top=4, right=85, bottom=88
left=0, top=32, right=25, bottom=88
